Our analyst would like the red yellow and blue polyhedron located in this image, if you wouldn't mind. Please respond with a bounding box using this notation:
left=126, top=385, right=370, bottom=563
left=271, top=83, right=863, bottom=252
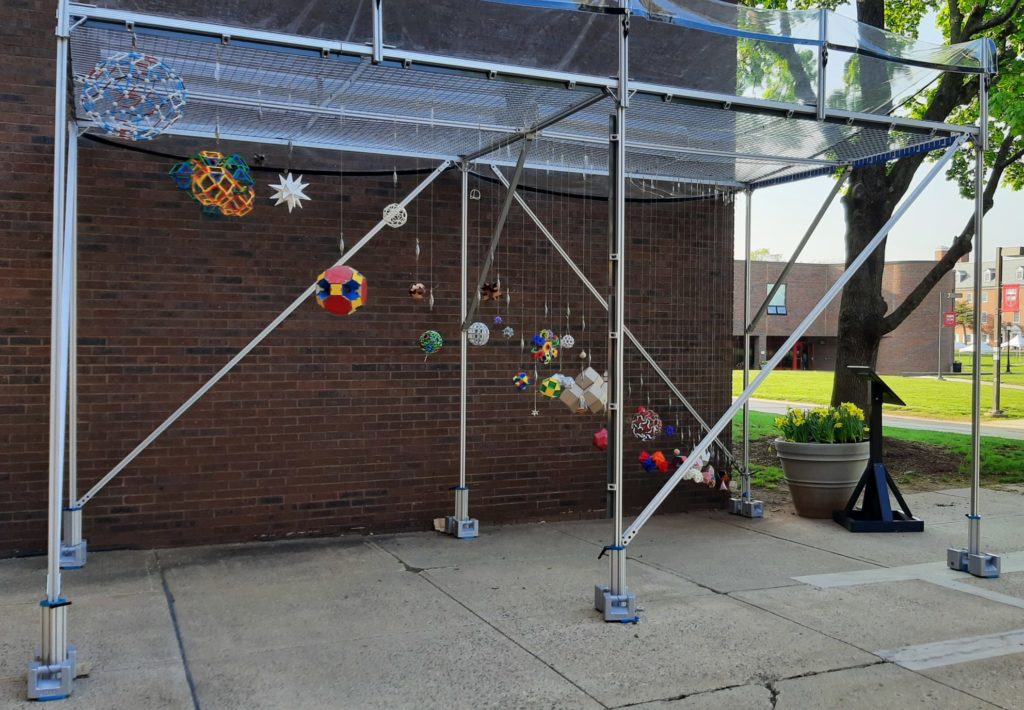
left=315, top=265, right=368, bottom=316
left=169, top=151, right=255, bottom=217
left=81, top=51, right=186, bottom=141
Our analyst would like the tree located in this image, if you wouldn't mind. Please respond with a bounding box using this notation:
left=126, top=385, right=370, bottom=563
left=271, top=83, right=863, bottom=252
left=955, top=300, right=974, bottom=343
left=740, top=0, right=1024, bottom=410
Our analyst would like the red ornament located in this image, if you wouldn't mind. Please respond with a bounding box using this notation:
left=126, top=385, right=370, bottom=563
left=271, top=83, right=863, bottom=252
left=593, top=427, right=608, bottom=451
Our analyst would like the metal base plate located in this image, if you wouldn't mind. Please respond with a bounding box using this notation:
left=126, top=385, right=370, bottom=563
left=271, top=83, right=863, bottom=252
left=27, top=644, right=76, bottom=701
left=60, top=540, right=88, bottom=569
left=594, top=584, right=638, bottom=623
left=947, top=547, right=1001, bottom=578
left=729, top=498, right=763, bottom=518
left=834, top=510, right=923, bottom=533
left=444, top=517, right=479, bottom=539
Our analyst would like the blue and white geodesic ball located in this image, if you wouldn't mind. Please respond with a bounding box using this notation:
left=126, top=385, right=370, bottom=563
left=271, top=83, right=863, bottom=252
left=81, top=51, right=186, bottom=141
left=468, top=322, right=490, bottom=346
left=561, top=334, right=575, bottom=349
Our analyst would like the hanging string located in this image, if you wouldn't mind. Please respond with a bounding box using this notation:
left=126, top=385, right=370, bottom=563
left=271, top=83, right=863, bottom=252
left=338, top=104, right=345, bottom=254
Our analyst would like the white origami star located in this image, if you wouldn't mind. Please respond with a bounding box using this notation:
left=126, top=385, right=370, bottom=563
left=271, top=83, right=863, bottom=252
left=268, top=172, right=310, bottom=213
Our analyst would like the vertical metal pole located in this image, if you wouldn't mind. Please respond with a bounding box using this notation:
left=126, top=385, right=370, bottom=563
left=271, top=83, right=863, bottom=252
left=816, top=10, right=828, bottom=121
left=446, top=167, right=477, bottom=538
left=969, top=77, right=987, bottom=556
left=742, top=191, right=752, bottom=499
left=937, top=290, right=944, bottom=380
left=459, top=168, right=468, bottom=513
left=371, top=0, right=383, bottom=64
left=61, top=124, right=86, bottom=568
left=992, top=247, right=1004, bottom=414
left=30, top=4, right=77, bottom=696
left=595, top=4, right=635, bottom=622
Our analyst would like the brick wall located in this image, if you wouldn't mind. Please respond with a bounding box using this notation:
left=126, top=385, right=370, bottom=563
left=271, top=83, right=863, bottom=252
left=733, top=260, right=956, bottom=375
left=0, top=2, right=734, bottom=555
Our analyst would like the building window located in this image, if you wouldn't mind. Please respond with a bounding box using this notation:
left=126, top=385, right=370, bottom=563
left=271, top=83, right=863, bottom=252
left=983, top=292, right=989, bottom=303
left=967, top=333, right=974, bottom=344
left=1015, top=266, right=1023, bottom=280
left=957, top=270, right=968, bottom=283
left=985, top=268, right=996, bottom=282
left=766, top=283, right=787, bottom=315
left=982, top=311, right=989, bottom=324
left=1015, top=312, right=1021, bottom=324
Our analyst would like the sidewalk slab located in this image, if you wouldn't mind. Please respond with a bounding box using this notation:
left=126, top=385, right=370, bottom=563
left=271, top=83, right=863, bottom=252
left=733, top=579, right=1024, bottom=651
left=187, top=624, right=603, bottom=710
left=918, top=652, right=1024, bottom=710
left=0, top=666, right=193, bottom=709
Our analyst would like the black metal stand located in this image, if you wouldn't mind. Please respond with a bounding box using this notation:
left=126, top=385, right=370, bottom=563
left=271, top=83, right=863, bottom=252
left=833, top=367, right=924, bottom=533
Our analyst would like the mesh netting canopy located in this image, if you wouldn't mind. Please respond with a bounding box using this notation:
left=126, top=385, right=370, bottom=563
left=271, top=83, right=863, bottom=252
left=67, top=0, right=988, bottom=189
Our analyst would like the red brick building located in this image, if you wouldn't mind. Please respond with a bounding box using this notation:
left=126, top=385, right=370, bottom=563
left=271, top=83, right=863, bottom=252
left=0, top=3, right=735, bottom=556
left=733, top=259, right=957, bottom=376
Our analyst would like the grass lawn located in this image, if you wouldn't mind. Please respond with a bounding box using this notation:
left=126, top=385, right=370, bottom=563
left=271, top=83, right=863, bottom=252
left=732, top=369, right=1024, bottom=420
left=733, top=410, right=1024, bottom=490
left=948, top=352, right=1024, bottom=387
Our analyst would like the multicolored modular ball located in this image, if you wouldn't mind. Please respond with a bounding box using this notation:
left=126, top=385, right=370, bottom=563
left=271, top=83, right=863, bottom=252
left=539, top=376, right=563, bottom=399
left=419, top=330, right=444, bottom=354
left=468, top=322, right=490, bottom=346
left=169, top=151, right=255, bottom=217
left=513, top=371, right=532, bottom=391
left=631, top=405, right=663, bottom=441
left=81, top=51, right=186, bottom=141
left=315, top=265, right=368, bottom=316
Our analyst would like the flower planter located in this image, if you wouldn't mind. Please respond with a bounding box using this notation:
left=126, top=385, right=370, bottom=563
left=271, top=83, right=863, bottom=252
left=774, top=439, right=869, bottom=518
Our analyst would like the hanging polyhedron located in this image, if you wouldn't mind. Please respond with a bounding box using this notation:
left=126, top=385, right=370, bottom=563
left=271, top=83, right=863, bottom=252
left=539, top=376, right=563, bottom=399
left=81, top=51, right=186, bottom=141
left=512, top=371, right=532, bottom=391
left=530, top=329, right=560, bottom=365
left=268, top=173, right=311, bottom=212
left=419, top=330, right=444, bottom=354
left=467, top=322, right=490, bottom=346
left=561, top=334, right=575, bottom=349
left=631, top=405, right=663, bottom=441
left=502, top=326, right=515, bottom=339
left=480, top=282, right=503, bottom=301
left=315, top=265, right=368, bottom=316
left=383, top=203, right=407, bottom=228
left=169, top=151, right=255, bottom=217
left=409, top=283, right=427, bottom=300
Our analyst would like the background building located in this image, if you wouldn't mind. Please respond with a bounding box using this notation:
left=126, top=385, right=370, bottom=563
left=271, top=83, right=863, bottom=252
left=952, top=255, right=1024, bottom=347
left=733, top=256, right=957, bottom=376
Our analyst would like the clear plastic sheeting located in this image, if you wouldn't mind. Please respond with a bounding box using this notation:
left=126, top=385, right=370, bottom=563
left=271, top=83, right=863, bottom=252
left=826, top=12, right=995, bottom=74
left=68, top=3, right=976, bottom=189
left=634, top=0, right=820, bottom=46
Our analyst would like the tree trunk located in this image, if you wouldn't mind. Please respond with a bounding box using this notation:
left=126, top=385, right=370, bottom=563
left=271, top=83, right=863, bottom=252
left=831, top=165, right=891, bottom=410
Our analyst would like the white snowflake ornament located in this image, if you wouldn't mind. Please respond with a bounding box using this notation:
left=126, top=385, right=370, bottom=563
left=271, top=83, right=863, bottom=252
left=268, top=173, right=311, bottom=213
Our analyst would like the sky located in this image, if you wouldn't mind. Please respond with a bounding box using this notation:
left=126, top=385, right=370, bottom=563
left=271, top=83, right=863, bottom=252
left=734, top=6, right=1022, bottom=265
left=735, top=174, right=1024, bottom=265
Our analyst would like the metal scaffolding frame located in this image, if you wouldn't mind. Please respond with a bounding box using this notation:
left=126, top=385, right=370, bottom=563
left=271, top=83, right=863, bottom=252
left=31, top=0, right=997, bottom=699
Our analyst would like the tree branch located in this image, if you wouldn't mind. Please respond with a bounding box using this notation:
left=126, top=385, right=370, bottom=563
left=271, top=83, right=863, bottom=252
left=965, top=0, right=1023, bottom=37
left=881, top=133, right=1018, bottom=333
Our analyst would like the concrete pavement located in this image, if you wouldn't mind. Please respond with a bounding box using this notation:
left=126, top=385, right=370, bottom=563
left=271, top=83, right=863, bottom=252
left=2, top=487, right=1023, bottom=708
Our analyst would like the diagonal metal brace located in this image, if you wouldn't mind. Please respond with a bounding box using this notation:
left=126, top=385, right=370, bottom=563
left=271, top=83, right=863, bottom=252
left=77, top=161, right=453, bottom=508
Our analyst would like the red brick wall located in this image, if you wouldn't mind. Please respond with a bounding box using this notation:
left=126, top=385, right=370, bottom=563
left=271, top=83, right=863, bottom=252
left=0, top=2, right=733, bottom=556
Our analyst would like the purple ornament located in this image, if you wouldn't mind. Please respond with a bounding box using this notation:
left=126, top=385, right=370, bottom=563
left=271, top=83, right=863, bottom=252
left=494, top=315, right=503, bottom=325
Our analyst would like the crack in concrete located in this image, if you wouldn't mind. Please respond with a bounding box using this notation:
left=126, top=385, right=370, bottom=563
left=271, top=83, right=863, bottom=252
left=154, top=551, right=202, bottom=710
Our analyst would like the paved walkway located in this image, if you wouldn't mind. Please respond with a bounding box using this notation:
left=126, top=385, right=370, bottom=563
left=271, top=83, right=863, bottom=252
left=2, top=488, right=1023, bottom=708
left=746, top=398, right=1024, bottom=440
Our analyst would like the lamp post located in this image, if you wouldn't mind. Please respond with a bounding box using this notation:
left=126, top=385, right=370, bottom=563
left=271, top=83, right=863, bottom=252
left=992, top=246, right=1024, bottom=416
left=937, top=291, right=958, bottom=380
